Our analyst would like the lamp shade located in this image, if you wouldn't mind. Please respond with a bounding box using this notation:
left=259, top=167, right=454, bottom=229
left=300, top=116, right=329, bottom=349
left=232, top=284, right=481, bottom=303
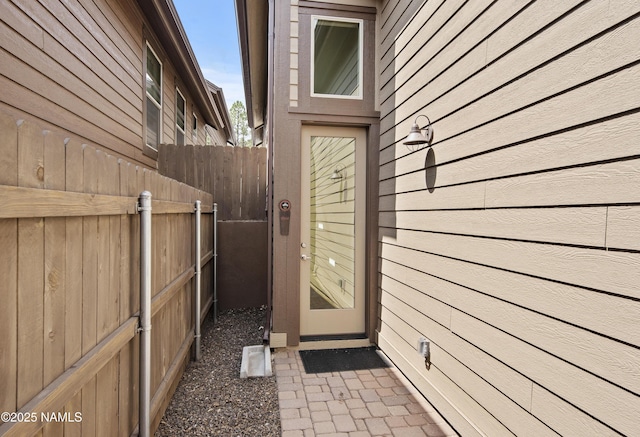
left=403, top=123, right=429, bottom=146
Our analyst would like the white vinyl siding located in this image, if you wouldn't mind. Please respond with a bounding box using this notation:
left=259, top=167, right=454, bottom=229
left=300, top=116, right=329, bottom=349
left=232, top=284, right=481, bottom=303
left=377, top=0, right=640, bottom=436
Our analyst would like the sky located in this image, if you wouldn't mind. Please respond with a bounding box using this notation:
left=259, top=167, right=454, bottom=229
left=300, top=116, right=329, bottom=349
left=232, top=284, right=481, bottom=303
left=173, top=0, right=245, bottom=109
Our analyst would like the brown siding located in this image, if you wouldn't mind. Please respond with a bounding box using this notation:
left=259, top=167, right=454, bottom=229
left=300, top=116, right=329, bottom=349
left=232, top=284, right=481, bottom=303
left=0, top=0, right=149, bottom=165
left=0, top=0, right=213, bottom=168
left=268, top=0, right=381, bottom=346
left=378, top=1, right=640, bottom=436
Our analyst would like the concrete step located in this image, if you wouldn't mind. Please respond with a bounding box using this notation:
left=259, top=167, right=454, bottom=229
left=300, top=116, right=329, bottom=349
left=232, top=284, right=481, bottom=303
left=240, top=345, right=272, bottom=378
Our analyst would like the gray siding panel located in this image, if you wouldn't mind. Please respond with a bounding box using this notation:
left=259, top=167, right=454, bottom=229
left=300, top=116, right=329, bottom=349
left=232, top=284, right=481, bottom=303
left=378, top=0, right=640, bottom=435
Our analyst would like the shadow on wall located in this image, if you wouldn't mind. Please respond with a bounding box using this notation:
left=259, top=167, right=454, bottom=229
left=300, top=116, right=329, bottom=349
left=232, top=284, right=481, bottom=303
left=425, top=146, right=437, bottom=193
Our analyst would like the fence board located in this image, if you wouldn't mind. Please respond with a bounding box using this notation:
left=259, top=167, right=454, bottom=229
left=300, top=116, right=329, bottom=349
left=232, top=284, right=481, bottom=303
left=158, top=144, right=268, bottom=220
left=43, top=214, right=66, bottom=386
left=82, top=146, right=98, bottom=356
left=0, top=317, right=136, bottom=437
left=18, top=120, right=44, bottom=189
left=0, top=111, right=18, bottom=185
left=213, top=147, right=225, bottom=213
left=17, top=217, right=45, bottom=408
left=64, top=141, right=84, bottom=369
left=81, top=146, right=99, bottom=437
left=16, top=121, right=45, bottom=409
left=0, top=218, right=18, bottom=413
left=1, top=117, right=214, bottom=436
left=43, top=132, right=66, bottom=390
left=0, top=111, right=18, bottom=414
left=257, top=145, right=267, bottom=219
left=96, top=357, right=119, bottom=437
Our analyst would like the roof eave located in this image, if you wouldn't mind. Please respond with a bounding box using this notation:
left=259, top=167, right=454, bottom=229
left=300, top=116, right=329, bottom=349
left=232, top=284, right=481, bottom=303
left=234, top=0, right=268, bottom=132
left=138, top=0, right=219, bottom=129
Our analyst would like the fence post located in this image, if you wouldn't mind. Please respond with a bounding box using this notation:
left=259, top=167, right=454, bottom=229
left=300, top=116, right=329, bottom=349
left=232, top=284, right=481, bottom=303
left=213, top=203, right=218, bottom=323
left=194, top=200, right=202, bottom=361
left=138, top=191, right=152, bottom=437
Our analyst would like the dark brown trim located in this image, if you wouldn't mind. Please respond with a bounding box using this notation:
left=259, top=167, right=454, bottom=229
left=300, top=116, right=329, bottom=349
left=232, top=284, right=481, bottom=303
left=296, top=6, right=378, bottom=118
left=299, top=0, right=377, bottom=16
left=289, top=107, right=381, bottom=120
left=366, top=123, right=380, bottom=344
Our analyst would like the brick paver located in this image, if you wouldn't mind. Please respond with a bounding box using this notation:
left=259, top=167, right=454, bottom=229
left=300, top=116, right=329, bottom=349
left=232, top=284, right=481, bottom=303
left=274, top=350, right=458, bottom=436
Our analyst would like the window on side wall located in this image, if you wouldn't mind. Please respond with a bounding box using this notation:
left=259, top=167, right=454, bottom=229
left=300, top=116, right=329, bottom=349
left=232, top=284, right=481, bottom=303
left=192, top=113, right=198, bottom=143
left=145, top=43, right=162, bottom=150
left=311, top=16, right=363, bottom=99
left=176, top=88, right=186, bottom=145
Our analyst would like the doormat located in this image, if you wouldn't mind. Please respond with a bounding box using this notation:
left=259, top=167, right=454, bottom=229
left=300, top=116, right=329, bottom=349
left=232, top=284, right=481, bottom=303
left=299, top=347, right=389, bottom=374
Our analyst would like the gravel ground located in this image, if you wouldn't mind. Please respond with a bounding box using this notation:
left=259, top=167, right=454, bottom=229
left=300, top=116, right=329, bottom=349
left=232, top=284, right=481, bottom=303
left=156, top=306, right=281, bottom=436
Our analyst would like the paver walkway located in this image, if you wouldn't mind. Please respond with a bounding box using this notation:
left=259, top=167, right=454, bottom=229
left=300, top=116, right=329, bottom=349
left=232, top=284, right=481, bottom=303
left=274, top=350, right=458, bottom=437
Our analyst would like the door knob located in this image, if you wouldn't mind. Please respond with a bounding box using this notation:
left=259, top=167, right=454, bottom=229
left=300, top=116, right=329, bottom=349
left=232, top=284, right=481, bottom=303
left=301, top=254, right=311, bottom=261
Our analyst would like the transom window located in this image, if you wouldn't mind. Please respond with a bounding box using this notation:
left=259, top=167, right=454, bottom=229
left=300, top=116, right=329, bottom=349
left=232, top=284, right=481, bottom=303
left=311, top=16, right=363, bottom=99
left=145, top=43, right=162, bottom=149
left=176, top=88, right=186, bottom=145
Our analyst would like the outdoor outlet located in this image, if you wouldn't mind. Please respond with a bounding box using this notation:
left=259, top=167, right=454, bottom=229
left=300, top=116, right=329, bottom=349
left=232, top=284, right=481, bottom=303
left=418, top=337, right=430, bottom=359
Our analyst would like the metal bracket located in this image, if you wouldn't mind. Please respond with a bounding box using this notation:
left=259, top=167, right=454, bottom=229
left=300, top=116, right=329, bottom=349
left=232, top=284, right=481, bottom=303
left=136, top=201, right=151, bottom=213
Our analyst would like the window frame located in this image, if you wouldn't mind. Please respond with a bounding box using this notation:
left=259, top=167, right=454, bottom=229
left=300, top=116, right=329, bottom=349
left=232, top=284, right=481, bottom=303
left=175, top=87, right=186, bottom=145
left=144, top=42, right=163, bottom=152
left=192, top=113, right=198, bottom=143
left=310, top=15, right=364, bottom=100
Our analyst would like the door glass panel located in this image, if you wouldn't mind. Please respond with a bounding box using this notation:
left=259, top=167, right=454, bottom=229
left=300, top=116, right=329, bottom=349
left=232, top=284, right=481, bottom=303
left=309, top=136, right=355, bottom=310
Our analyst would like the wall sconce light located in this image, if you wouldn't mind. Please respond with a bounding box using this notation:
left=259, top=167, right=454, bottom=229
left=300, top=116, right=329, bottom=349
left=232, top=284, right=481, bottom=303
left=330, top=164, right=347, bottom=203
left=330, top=164, right=345, bottom=181
left=403, top=114, right=433, bottom=151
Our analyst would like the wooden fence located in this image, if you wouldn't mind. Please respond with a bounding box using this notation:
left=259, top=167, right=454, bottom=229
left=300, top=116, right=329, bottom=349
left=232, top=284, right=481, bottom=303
left=0, top=112, right=214, bottom=436
left=158, top=144, right=267, bottom=221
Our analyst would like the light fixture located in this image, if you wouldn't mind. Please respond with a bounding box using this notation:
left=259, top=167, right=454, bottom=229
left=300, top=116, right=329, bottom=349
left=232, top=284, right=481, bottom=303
left=330, top=164, right=345, bottom=181
left=403, top=114, right=433, bottom=151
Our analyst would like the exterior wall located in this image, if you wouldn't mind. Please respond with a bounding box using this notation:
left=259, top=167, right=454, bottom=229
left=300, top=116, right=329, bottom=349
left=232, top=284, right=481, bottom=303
left=377, top=0, right=640, bottom=436
left=206, top=125, right=229, bottom=146
left=270, top=0, right=380, bottom=346
left=0, top=0, right=209, bottom=169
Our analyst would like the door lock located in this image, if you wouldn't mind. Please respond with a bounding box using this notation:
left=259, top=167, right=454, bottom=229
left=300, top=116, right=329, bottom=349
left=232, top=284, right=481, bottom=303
left=301, top=254, right=311, bottom=261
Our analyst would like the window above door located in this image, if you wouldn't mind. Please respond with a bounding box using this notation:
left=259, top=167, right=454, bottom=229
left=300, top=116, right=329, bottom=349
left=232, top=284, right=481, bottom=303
left=311, top=16, right=363, bottom=99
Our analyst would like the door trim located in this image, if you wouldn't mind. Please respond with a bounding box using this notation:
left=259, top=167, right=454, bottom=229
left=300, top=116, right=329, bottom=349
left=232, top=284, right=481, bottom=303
left=300, top=125, right=367, bottom=336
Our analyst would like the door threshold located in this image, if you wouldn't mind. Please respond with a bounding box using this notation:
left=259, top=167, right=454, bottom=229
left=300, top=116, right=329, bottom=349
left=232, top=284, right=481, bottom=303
left=294, top=337, right=374, bottom=351
left=300, top=333, right=367, bottom=342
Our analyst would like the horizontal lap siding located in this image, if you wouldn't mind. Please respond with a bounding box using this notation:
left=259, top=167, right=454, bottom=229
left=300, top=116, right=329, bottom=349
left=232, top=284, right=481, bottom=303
left=378, top=1, right=640, bottom=436
left=0, top=0, right=148, bottom=166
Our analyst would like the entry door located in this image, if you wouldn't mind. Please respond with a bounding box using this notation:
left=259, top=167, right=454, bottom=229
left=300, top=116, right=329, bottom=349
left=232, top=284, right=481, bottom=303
left=300, top=126, right=366, bottom=336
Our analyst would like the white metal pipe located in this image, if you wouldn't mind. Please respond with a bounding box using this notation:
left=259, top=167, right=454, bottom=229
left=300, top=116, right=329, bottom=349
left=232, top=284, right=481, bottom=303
left=138, top=191, right=152, bottom=437
left=194, top=200, right=202, bottom=361
left=213, top=203, right=218, bottom=323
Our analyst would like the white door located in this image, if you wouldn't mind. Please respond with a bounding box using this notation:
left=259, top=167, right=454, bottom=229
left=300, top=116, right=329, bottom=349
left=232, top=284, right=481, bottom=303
left=300, top=126, right=366, bottom=336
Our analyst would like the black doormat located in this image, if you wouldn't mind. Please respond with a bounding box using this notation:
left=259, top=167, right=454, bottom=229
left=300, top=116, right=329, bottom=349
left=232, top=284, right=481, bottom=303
left=299, top=347, right=389, bottom=374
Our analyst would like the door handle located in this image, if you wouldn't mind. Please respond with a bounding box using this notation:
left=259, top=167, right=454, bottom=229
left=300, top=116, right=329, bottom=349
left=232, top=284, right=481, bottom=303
left=301, top=254, right=311, bottom=261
